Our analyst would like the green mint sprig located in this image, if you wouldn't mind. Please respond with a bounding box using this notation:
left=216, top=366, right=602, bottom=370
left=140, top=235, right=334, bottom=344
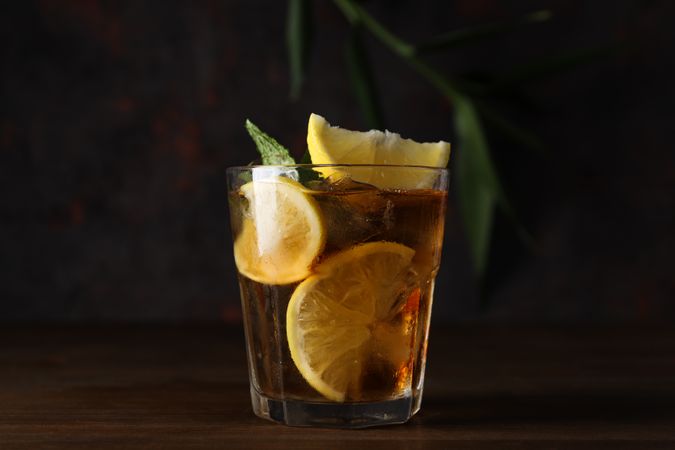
left=243, top=119, right=321, bottom=182
left=245, top=119, right=295, bottom=165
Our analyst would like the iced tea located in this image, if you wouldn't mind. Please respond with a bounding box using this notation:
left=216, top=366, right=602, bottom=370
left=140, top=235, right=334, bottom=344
left=227, top=165, right=448, bottom=427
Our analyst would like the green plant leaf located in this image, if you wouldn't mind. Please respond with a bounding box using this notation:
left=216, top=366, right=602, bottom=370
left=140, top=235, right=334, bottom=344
left=474, top=100, right=547, bottom=156
left=490, top=44, right=621, bottom=91
left=300, top=150, right=312, bottom=164
left=455, top=96, right=534, bottom=277
left=331, top=0, right=544, bottom=282
left=297, top=150, right=322, bottom=182
left=287, top=0, right=312, bottom=100
left=333, top=0, right=415, bottom=58
left=345, top=26, right=384, bottom=129
left=416, top=10, right=552, bottom=54
left=333, top=0, right=461, bottom=101
left=454, top=96, right=500, bottom=279
left=245, top=119, right=295, bottom=165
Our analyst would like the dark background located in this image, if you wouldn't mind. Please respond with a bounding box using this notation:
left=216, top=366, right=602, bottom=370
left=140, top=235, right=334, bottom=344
left=1, top=0, right=673, bottom=323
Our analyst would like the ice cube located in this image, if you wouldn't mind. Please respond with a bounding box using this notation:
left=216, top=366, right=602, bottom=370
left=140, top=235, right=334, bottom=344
left=324, top=174, right=379, bottom=192
left=314, top=186, right=391, bottom=252
left=252, top=166, right=299, bottom=182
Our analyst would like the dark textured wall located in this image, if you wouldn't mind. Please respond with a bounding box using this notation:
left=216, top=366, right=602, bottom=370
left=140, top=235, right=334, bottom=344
left=1, top=1, right=673, bottom=322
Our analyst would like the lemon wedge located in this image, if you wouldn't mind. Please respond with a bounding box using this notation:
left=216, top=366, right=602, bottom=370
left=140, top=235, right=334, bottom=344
left=233, top=177, right=325, bottom=285
left=307, top=113, right=450, bottom=189
left=286, top=241, right=417, bottom=402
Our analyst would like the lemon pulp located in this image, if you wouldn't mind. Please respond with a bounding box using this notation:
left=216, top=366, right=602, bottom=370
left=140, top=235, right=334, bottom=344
left=307, top=113, right=450, bottom=189
left=286, top=241, right=417, bottom=402
left=233, top=176, right=325, bottom=285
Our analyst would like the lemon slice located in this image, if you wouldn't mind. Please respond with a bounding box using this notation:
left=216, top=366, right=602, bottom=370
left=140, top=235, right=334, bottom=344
left=233, top=177, right=325, bottom=285
left=286, top=241, right=417, bottom=402
left=307, top=113, right=450, bottom=189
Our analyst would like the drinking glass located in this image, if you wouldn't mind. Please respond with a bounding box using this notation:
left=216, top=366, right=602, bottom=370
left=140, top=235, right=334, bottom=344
left=227, top=164, right=448, bottom=428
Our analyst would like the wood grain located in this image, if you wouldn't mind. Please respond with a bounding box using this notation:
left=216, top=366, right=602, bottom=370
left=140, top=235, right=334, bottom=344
left=1, top=325, right=674, bottom=449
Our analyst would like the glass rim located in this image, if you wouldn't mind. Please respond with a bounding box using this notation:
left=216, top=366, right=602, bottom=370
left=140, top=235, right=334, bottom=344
left=227, top=164, right=449, bottom=172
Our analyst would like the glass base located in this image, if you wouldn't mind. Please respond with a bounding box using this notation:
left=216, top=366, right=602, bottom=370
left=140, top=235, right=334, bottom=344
left=250, top=387, right=417, bottom=428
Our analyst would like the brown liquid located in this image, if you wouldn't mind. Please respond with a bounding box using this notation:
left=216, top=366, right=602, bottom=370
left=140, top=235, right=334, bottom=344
left=231, top=187, right=446, bottom=403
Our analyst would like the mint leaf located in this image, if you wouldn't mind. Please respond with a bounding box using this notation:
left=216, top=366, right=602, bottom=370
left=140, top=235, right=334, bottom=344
left=300, top=150, right=312, bottom=163
left=245, top=119, right=295, bottom=165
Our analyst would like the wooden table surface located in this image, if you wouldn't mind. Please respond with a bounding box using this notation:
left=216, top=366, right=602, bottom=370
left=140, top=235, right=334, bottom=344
left=1, top=324, right=674, bottom=449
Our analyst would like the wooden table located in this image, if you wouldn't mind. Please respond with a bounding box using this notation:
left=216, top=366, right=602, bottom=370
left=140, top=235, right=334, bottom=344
left=1, top=324, right=674, bottom=449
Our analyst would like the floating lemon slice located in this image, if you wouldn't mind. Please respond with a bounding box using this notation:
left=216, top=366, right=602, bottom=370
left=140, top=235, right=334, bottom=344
left=233, top=177, right=325, bottom=285
left=307, top=113, right=450, bottom=189
left=286, top=241, right=417, bottom=402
